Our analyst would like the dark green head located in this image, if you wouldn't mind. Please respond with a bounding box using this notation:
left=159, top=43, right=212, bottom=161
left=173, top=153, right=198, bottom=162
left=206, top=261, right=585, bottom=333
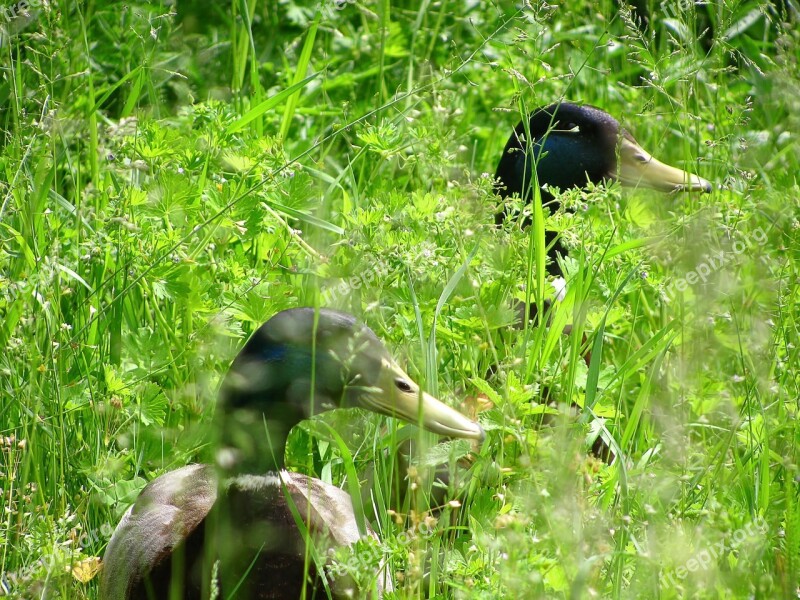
left=221, top=308, right=386, bottom=414
left=494, top=102, right=711, bottom=223
left=217, top=308, right=484, bottom=472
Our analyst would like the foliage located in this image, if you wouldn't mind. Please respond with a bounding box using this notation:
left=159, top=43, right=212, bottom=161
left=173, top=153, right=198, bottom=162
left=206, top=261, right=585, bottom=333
left=1, top=0, right=798, bottom=598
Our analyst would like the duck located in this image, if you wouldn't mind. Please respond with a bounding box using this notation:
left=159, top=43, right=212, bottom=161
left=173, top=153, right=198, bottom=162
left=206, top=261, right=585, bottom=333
left=494, top=101, right=712, bottom=275
left=494, top=103, right=711, bottom=462
left=100, top=307, right=485, bottom=599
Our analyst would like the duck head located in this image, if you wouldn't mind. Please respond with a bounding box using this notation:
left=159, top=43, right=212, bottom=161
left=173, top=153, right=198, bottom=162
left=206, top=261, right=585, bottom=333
left=495, top=102, right=711, bottom=222
left=218, top=308, right=484, bottom=472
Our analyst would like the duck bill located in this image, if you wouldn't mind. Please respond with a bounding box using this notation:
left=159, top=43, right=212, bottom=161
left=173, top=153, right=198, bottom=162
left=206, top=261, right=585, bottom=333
left=405, top=388, right=486, bottom=441
left=361, top=359, right=486, bottom=441
left=617, top=136, right=711, bottom=193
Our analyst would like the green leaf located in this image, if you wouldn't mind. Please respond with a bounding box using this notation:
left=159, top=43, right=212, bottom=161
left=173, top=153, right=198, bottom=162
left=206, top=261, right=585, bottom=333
left=135, top=382, right=168, bottom=427
left=226, top=73, right=320, bottom=135
left=413, top=439, right=472, bottom=468
left=104, top=365, right=131, bottom=397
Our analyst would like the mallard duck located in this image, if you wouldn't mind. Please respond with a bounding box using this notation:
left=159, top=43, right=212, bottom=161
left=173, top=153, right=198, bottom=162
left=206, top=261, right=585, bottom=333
left=101, top=308, right=485, bottom=599
left=495, top=102, right=711, bottom=273
left=494, top=103, right=711, bottom=462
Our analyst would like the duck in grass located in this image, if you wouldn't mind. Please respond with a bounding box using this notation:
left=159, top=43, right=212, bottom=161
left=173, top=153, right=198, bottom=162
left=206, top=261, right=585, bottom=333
left=495, top=102, right=712, bottom=277
left=494, top=103, right=711, bottom=461
left=100, top=308, right=485, bottom=600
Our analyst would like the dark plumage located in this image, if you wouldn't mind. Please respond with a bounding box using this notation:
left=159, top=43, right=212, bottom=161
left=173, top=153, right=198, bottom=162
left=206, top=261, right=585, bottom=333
left=495, top=102, right=711, bottom=272
left=101, top=308, right=484, bottom=599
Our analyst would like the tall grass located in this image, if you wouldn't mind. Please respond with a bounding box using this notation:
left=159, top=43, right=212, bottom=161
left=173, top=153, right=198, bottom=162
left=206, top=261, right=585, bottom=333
left=0, top=0, right=798, bottom=598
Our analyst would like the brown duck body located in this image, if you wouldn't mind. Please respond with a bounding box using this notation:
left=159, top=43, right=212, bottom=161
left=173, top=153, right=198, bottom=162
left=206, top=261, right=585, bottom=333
left=101, top=464, right=391, bottom=599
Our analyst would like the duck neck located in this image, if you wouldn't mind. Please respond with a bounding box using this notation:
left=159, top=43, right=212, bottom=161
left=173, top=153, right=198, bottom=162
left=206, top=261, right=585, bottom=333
left=217, top=397, right=306, bottom=474
left=216, top=348, right=349, bottom=475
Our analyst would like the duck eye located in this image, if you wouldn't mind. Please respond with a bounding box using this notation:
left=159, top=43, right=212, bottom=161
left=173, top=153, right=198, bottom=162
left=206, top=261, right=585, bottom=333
left=394, top=378, right=413, bottom=393
left=559, top=121, right=579, bottom=132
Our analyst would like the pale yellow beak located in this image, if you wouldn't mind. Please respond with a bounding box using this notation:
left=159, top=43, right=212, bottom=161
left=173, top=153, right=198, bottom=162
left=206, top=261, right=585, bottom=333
left=617, top=136, right=712, bottom=193
left=359, top=359, right=486, bottom=441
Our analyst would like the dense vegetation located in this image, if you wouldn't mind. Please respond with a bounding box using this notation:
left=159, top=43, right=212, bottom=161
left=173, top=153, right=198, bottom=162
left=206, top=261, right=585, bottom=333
left=1, top=0, right=798, bottom=598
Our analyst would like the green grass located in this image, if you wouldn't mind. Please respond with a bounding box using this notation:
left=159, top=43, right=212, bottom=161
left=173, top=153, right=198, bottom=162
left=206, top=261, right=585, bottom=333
left=1, top=0, right=798, bottom=598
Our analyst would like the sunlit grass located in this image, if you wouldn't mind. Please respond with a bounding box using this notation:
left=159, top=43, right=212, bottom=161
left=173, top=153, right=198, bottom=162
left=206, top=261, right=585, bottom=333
left=1, top=0, right=798, bottom=598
